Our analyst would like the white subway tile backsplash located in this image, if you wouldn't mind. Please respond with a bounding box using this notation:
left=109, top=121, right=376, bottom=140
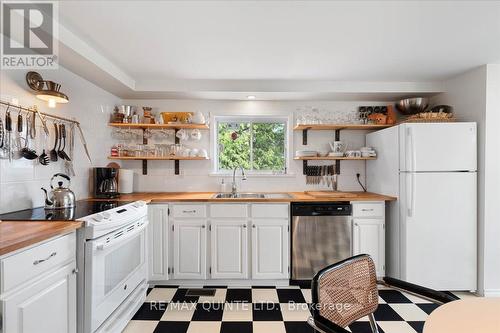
left=1, top=67, right=119, bottom=214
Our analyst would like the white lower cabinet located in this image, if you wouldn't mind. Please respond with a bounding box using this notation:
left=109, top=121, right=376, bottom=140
left=157, top=203, right=290, bottom=282
left=0, top=233, right=77, bottom=333
left=147, top=204, right=169, bottom=281
left=352, top=218, right=385, bottom=276
left=172, top=220, right=207, bottom=279
left=251, top=219, right=289, bottom=279
left=2, top=262, right=76, bottom=333
left=210, top=220, right=248, bottom=279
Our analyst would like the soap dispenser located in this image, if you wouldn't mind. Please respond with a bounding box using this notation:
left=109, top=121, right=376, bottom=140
left=220, top=178, right=228, bottom=193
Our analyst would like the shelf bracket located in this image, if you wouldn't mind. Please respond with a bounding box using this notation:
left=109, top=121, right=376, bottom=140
left=174, top=160, right=180, bottom=175
left=334, top=129, right=340, bottom=174
left=302, top=129, right=308, bottom=145
left=142, top=128, right=148, bottom=175
left=174, top=129, right=180, bottom=175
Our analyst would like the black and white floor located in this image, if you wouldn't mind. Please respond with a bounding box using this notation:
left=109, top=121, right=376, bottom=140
left=123, top=285, right=474, bottom=333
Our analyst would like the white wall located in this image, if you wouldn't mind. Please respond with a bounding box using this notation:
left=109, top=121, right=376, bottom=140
left=121, top=99, right=391, bottom=193
left=483, top=64, right=500, bottom=296
left=0, top=67, right=120, bottom=214
left=433, top=64, right=500, bottom=296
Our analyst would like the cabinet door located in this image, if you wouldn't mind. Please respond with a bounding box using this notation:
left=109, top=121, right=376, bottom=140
left=172, top=220, right=207, bottom=279
left=2, top=262, right=77, bottom=333
left=210, top=220, right=248, bottom=279
left=251, top=219, right=289, bottom=279
left=148, top=204, right=169, bottom=281
left=353, top=218, right=385, bottom=276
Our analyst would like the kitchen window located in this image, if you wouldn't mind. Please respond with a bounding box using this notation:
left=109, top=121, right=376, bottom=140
left=215, top=117, right=288, bottom=174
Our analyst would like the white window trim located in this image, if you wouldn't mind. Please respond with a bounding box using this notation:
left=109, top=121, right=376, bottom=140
left=211, top=115, right=292, bottom=175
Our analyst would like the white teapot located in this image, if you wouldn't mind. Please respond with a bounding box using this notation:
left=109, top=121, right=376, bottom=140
left=191, top=112, right=206, bottom=124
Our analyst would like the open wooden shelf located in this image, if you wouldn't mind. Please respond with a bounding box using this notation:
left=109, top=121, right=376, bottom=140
left=108, top=123, right=209, bottom=130
left=294, top=156, right=376, bottom=161
left=294, top=124, right=392, bottom=131
left=108, top=156, right=209, bottom=161
left=108, top=123, right=210, bottom=175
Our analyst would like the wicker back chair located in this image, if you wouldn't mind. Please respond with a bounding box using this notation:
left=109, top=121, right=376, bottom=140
left=308, top=254, right=459, bottom=333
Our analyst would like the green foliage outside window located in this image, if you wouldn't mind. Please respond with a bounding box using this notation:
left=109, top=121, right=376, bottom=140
left=217, top=121, right=286, bottom=172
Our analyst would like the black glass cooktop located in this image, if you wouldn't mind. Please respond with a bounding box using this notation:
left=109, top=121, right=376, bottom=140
left=0, top=200, right=133, bottom=221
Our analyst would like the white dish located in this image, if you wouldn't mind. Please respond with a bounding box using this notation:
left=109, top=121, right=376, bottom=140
left=296, top=150, right=318, bottom=157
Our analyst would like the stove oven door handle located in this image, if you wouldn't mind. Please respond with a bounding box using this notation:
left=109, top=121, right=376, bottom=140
left=96, top=221, right=148, bottom=251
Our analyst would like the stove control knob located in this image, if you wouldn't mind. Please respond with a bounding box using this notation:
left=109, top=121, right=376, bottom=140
left=92, top=214, right=104, bottom=222
left=102, top=212, right=111, bottom=219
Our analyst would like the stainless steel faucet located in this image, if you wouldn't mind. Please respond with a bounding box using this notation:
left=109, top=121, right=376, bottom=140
left=231, top=166, right=247, bottom=195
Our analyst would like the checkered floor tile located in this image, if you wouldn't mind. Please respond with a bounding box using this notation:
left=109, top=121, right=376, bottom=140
left=123, top=286, right=471, bottom=333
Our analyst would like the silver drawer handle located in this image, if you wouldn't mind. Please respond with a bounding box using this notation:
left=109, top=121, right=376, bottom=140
left=33, top=252, right=57, bottom=265
left=361, top=208, right=374, bottom=212
left=182, top=210, right=196, bottom=213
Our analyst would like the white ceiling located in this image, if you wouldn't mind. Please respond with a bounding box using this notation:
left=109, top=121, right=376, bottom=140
left=55, top=0, right=500, bottom=99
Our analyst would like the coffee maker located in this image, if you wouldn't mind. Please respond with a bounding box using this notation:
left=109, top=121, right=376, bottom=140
left=93, top=167, right=120, bottom=198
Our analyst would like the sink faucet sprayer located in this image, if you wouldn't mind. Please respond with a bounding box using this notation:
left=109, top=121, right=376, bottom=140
left=231, top=166, right=247, bottom=195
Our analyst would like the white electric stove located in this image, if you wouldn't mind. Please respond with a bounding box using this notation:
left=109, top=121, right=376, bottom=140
left=76, top=200, right=149, bottom=333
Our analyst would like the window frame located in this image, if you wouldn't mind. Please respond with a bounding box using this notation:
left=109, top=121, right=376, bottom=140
left=212, top=115, right=290, bottom=175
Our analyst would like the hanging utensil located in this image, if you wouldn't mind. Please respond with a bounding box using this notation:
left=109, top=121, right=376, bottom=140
left=5, top=107, right=12, bottom=161
left=0, top=105, right=7, bottom=159
left=29, top=111, right=36, bottom=139
left=15, top=109, right=23, bottom=148
left=64, top=123, right=75, bottom=176
left=57, top=122, right=63, bottom=158
left=0, top=114, right=4, bottom=149
left=57, top=123, right=65, bottom=159
left=33, top=105, right=49, bottom=136
left=58, top=123, right=71, bottom=161
left=50, top=122, right=59, bottom=162
left=12, top=109, right=23, bottom=160
left=20, top=114, right=37, bottom=160
left=76, top=123, right=92, bottom=164
left=38, top=129, right=50, bottom=166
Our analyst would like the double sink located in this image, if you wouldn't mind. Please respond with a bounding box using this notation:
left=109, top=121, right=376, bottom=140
left=212, top=192, right=293, bottom=199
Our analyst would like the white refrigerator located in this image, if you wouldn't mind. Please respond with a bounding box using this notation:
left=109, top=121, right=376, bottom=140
left=367, top=123, right=477, bottom=291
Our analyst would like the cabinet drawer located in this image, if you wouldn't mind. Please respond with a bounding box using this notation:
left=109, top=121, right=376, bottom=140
left=172, top=205, right=207, bottom=218
left=210, top=204, right=248, bottom=218
left=1, top=232, right=76, bottom=293
left=352, top=202, right=384, bottom=218
left=251, top=204, right=289, bottom=218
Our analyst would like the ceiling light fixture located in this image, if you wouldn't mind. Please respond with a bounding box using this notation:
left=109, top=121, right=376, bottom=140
left=26, top=71, right=69, bottom=108
left=247, top=95, right=256, bottom=100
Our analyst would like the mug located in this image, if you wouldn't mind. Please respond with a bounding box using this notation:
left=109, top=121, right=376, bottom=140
left=329, top=141, right=346, bottom=153
left=198, top=149, right=208, bottom=158
left=176, top=129, right=188, bottom=140
left=362, top=151, right=376, bottom=157
left=346, top=150, right=361, bottom=158
left=190, top=129, right=202, bottom=141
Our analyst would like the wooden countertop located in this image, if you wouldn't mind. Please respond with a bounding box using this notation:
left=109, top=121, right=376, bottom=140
left=0, top=221, right=82, bottom=256
left=90, top=191, right=396, bottom=203
left=0, top=191, right=394, bottom=256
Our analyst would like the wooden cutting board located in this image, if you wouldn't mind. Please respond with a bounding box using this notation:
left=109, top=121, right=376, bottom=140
left=304, top=191, right=358, bottom=198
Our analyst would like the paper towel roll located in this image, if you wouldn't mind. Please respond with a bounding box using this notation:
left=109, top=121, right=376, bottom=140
left=119, top=169, right=134, bottom=194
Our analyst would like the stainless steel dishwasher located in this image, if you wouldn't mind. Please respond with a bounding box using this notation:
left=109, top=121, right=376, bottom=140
left=291, top=202, right=352, bottom=283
